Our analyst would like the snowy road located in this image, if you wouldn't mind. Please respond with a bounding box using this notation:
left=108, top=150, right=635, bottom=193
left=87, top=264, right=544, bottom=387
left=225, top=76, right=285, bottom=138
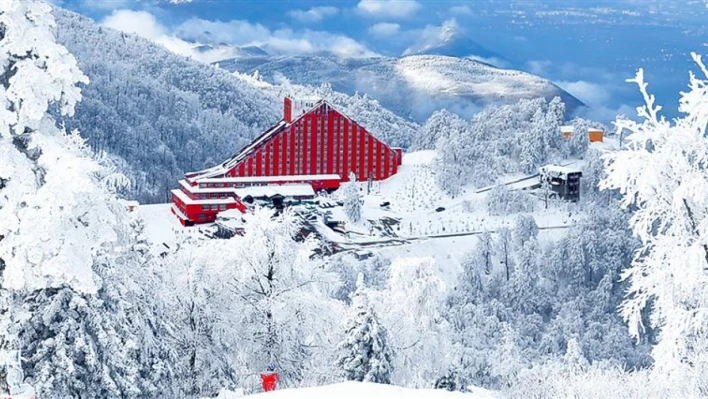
left=336, top=224, right=571, bottom=253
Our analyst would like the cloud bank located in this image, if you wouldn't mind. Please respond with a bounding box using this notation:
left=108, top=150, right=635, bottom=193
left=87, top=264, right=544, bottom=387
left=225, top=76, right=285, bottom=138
left=101, top=9, right=377, bottom=62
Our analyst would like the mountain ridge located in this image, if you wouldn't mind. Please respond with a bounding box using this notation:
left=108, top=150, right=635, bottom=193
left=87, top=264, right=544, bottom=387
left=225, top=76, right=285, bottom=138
left=218, top=54, right=583, bottom=122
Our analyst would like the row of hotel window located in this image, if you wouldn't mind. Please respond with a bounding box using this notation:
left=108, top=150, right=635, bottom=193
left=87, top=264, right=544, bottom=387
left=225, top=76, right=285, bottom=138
left=245, top=119, right=394, bottom=177
left=193, top=192, right=230, bottom=199
left=197, top=182, right=269, bottom=188
left=201, top=204, right=228, bottom=211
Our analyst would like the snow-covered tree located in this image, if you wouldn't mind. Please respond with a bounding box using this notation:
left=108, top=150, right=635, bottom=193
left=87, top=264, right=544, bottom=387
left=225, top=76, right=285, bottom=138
left=486, top=184, right=535, bottom=215
left=163, top=242, right=237, bottom=397
left=496, top=227, right=513, bottom=281
left=412, top=109, right=465, bottom=150
left=218, top=207, right=343, bottom=388
left=430, top=96, right=577, bottom=196
left=435, top=127, right=472, bottom=197
left=512, top=214, right=539, bottom=249
left=0, top=0, right=91, bottom=290
left=600, top=55, right=708, bottom=374
left=337, top=274, right=393, bottom=384
left=0, top=2, right=177, bottom=396
left=342, top=172, right=362, bottom=223
left=473, top=232, right=494, bottom=275
left=375, top=257, right=451, bottom=387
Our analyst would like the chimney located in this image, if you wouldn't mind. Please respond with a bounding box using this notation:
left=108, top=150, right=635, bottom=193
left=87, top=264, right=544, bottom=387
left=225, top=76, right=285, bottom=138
left=284, top=97, right=293, bottom=123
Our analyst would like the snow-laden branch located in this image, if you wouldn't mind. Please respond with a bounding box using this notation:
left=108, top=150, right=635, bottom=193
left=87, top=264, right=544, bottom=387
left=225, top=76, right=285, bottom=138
left=626, top=68, right=663, bottom=125
left=601, top=53, right=708, bottom=374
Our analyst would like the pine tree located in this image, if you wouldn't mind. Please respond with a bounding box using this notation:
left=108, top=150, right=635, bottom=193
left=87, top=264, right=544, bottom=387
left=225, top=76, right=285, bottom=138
left=343, top=172, right=362, bottom=223
left=337, top=274, right=393, bottom=384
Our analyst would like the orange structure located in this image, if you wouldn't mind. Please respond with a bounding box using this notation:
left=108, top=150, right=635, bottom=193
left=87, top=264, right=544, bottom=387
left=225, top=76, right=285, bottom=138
left=589, top=129, right=604, bottom=142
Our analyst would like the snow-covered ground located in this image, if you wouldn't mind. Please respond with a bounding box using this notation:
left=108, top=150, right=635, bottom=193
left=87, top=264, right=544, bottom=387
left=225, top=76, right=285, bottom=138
left=241, top=382, right=495, bottom=399
left=138, top=203, right=205, bottom=254
left=356, top=150, right=581, bottom=238
left=139, top=143, right=614, bottom=262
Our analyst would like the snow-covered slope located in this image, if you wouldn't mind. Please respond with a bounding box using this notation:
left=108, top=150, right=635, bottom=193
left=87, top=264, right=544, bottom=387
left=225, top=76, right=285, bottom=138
left=218, top=54, right=582, bottom=122
left=244, top=382, right=495, bottom=399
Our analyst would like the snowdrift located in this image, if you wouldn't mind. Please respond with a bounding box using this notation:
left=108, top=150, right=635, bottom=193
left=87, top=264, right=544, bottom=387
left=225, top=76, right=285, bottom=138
left=244, top=382, right=495, bottom=398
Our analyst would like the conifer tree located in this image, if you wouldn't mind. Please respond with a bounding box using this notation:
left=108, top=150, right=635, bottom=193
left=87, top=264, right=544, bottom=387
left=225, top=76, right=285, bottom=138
left=337, top=274, right=393, bottom=384
left=343, top=172, right=362, bottom=223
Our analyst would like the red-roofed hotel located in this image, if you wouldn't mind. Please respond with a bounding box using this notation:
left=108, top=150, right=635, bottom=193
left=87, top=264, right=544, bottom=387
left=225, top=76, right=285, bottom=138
left=171, top=97, right=403, bottom=225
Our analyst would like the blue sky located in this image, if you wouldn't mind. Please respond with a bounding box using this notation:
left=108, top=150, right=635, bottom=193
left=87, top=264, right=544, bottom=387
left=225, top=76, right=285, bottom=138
left=60, top=0, right=708, bottom=121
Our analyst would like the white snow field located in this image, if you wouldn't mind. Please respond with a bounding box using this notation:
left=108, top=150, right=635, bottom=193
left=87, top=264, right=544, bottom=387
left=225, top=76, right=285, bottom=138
left=243, top=382, right=495, bottom=399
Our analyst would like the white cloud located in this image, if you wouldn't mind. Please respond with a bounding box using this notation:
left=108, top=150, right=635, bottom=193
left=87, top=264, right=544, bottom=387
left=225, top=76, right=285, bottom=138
left=289, top=6, right=339, bottom=23
left=576, top=103, right=636, bottom=124
left=356, top=0, right=422, bottom=19
left=175, top=18, right=271, bottom=44
left=468, top=55, right=509, bottom=69
left=557, top=80, right=611, bottom=106
left=103, top=8, right=376, bottom=61
left=176, top=17, right=377, bottom=57
left=102, top=9, right=167, bottom=40
left=102, top=10, right=229, bottom=62
left=103, top=10, right=376, bottom=60
left=526, top=60, right=553, bottom=76
left=449, top=5, right=472, bottom=15
left=368, top=22, right=401, bottom=37
left=78, top=0, right=131, bottom=10
left=402, top=18, right=463, bottom=56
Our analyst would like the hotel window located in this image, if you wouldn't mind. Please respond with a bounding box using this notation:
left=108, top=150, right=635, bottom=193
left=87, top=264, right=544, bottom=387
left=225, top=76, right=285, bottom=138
left=219, top=204, right=227, bottom=211
left=202, top=205, right=209, bottom=211
left=211, top=204, right=218, bottom=210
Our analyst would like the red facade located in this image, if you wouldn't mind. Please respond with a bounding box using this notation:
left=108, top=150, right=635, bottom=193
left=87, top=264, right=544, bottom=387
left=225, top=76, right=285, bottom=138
left=212, top=100, right=400, bottom=183
left=172, top=98, right=402, bottom=225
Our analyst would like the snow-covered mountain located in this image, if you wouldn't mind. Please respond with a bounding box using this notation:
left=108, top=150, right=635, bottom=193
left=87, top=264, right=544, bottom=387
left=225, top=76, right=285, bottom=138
left=51, top=8, right=416, bottom=204
left=402, top=20, right=505, bottom=64
left=191, top=43, right=270, bottom=63
left=218, top=54, right=582, bottom=122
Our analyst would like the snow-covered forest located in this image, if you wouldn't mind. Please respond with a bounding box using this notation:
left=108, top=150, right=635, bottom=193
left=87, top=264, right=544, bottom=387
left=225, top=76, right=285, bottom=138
left=53, top=9, right=417, bottom=204
left=414, top=97, right=605, bottom=196
left=2, top=0, right=708, bottom=398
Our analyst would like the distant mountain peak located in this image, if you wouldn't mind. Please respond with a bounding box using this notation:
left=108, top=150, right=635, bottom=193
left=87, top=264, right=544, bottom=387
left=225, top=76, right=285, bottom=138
left=402, top=20, right=507, bottom=66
